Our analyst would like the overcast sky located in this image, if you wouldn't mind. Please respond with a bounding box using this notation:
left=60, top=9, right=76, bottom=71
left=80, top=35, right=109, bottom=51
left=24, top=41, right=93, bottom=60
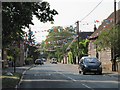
left=27, top=0, right=120, bottom=43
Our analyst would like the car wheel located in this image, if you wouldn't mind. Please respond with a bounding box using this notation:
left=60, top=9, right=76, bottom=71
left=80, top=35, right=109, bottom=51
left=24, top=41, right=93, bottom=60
left=83, top=71, right=86, bottom=75
left=79, top=70, right=81, bottom=74
left=99, top=72, right=102, bottom=75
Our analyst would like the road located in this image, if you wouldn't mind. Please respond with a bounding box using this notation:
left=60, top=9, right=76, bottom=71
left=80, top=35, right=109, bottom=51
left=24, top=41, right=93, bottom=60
left=18, top=62, right=119, bottom=89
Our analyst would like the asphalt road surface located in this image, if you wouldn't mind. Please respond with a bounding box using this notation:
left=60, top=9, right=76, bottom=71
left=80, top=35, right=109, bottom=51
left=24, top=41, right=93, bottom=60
left=18, top=62, right=119, bottom=89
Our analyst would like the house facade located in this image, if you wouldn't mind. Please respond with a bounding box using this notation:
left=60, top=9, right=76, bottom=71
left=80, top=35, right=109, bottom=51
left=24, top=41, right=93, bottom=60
left=88, top=38, right=112, bottom=71
left=88, top=9, right=120, bottom=71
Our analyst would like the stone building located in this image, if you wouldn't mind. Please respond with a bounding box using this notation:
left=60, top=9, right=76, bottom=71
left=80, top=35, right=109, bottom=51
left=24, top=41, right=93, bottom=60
left=88, top=9, right=120, bottom=71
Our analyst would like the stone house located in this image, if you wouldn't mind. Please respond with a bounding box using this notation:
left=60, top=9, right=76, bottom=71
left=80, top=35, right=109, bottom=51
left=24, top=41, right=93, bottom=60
left=88, top=9, right=120, bottom=71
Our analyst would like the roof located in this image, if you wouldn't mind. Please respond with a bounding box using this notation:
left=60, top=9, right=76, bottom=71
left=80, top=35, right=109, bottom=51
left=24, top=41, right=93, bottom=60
left=79, top=32, right=93, bottom=40
left=88, top=9, right=120, bottom=40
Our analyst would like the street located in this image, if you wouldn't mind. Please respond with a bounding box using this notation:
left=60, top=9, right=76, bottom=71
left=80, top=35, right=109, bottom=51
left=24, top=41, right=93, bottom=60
left=17, top=62, right=119, bottom=89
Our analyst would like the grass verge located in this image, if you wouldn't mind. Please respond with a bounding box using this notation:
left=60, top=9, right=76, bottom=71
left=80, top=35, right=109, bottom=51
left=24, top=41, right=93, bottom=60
left=1, top=72, right=22, bottom=88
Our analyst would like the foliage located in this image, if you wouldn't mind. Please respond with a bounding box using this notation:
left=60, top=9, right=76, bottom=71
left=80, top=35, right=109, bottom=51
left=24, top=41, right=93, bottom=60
left=95, top=25, right=120, bottom=60
left=7, top=46, right=20, bottom=60
left=68, top=51, right=73, bottom=64
left=79, top=39, right=89, bottom=56
left=70, top=41, right=78, bottom=61
left=70, top=39, right=89, bottom=61
left=7, top=55, right=14, bottom=61
left=25, top=57, right=33, bottom=65
left=95, top=25, right=120, bottom=51
left=2, top=2, right=58, bottom=47
left=44, top=26, right=76, bottom=62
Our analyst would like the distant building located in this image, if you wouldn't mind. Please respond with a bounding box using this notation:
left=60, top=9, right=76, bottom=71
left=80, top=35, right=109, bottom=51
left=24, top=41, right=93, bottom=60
left=79, top=32, right=93, bottom=40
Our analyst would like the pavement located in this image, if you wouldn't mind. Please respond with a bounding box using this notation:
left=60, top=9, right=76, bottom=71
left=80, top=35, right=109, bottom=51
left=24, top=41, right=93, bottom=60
left=2, top=64, right=34, bottom=74
left=2, top=64, right=35, bottom=88
left=67, top=63, right=119, bottom=79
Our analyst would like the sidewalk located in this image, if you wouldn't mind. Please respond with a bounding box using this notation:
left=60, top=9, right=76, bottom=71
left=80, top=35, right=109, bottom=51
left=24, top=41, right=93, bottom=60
left=102, top=69, right=119, bottom=79
left=2, top=64, right=34, bottom=74
left=2, top=64, right=34, bottom=88
left=63, top=63, right=119, bottom=79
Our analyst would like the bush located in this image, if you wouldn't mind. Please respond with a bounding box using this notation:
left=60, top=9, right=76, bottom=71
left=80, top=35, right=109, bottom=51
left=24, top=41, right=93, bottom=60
left=25, top=57, right=33, bottom=65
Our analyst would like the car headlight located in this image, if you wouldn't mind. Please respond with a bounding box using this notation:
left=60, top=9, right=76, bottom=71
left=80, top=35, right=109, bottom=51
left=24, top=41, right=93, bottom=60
left=84, top=64, right=88, bottom=67
left=99, top=64, right=102, bottom=68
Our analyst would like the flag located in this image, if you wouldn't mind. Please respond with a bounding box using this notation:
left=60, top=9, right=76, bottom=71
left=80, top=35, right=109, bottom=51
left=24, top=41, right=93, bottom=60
left=95, top=20, right=100, bottom=23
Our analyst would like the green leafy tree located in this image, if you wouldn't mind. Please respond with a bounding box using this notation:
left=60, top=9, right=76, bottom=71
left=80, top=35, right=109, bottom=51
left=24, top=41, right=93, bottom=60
left=70, top=39, right=89, bottom=64
left=45, top=26, right=75, bottom=62
left=95, top=25, right=120, bottom=71
left=95, top=25, right=120, bottom=54
left=79, top=39, right=89, bottom=56
left=2, top=2, right=58, bottom=48
left=68, top=51, right=73, bottom=64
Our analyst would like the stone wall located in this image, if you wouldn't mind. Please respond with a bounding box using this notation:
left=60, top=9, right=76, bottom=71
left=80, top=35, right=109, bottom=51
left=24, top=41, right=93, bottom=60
left=88, top=40, right=112, bottom=71
left=99, top=49, right=112, bottom=71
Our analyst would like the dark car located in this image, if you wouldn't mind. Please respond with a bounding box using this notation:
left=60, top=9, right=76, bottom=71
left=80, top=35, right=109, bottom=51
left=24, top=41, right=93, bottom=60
left=42, top=58, right=47, bottom=62
left=35, top=59, right=44, bottom=65
left=78, top=57, right=102, bottom=75
left=51, top=58, right=57, bottom=64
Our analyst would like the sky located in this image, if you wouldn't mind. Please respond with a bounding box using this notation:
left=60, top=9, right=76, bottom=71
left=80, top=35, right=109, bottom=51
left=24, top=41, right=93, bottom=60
left=25, top=0, right=120, bottom=43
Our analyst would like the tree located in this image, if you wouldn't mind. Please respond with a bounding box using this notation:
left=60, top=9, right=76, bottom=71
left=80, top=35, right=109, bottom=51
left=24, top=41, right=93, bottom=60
left=44, top=26, right=76, bottom=62
left=2, top=2, right=58, bottom=48
left=79, top=39, right=89, bottom=56
left=95, top=25, right=119, bottom=53
left=95, top=25, right=120, bottom=71
left=70, top=39, right=89, bottom=64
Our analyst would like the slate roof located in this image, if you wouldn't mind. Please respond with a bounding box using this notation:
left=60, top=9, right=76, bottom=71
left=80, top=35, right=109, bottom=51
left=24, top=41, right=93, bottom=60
left=88, top=9, right=120, bottom=40
left=79, top=32, right=93, bottom=40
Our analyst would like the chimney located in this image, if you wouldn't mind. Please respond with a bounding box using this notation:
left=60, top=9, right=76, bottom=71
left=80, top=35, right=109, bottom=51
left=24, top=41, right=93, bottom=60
left=94, top=24, right=97, bottom=32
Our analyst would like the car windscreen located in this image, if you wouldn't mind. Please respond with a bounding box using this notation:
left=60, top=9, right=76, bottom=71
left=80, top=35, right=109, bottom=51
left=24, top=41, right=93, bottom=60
left=84, top=58, right=99, bottom=63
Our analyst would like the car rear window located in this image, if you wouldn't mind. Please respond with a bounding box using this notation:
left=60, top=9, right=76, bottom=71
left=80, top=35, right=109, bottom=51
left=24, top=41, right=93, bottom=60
left=84, top=58, right=98, bottom=63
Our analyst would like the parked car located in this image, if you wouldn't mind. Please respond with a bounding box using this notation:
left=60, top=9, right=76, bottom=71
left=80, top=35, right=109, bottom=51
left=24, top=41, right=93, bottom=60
left=35, top=59, right=44, bottom=65
left=79, top=56, right=88, bottom=64
left=50, top=58, right=57, bottom=64
left=42, top=58, right=47, bottom=62
left=78, top=57, right=102, bottom=75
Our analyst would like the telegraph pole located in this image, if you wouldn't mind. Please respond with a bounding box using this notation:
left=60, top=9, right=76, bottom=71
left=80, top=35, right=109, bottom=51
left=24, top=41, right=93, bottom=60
left=76, top=21, right=80, bottom=64
left=114, top=0, right=116, bottom=25
left=112, top=0, right=117, bottom=71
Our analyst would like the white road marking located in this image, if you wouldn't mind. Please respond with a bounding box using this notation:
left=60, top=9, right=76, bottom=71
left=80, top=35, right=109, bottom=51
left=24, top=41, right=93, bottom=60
left=21, top=79, right=119, bottom=84
left=82, top=83, right=94, bottom=90
left=56, top=71, right=95, bottom=90
left=56, top=71, right=77, bottom=82
left=79, top=80, right=118, bottom=83
left=21, top=79, right=73, bottom=82
left=16, top=65, right=34, bottom=88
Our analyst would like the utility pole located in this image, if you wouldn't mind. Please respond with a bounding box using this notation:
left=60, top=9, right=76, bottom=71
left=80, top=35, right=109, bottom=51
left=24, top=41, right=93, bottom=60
left=13, top=50, right=16, bottom=73
left=76, top=21, right=80, bottom=64
left=114, top=0, right=116, bottom=25
left=12, top=41, right=16, bottom=73
left=112, top=0, right=117, bottom=71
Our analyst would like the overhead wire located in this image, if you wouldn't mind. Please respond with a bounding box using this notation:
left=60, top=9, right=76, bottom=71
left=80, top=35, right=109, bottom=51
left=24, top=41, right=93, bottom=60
left=79, top=0, right=104, bottom=22
left=66, top=0, right=104, bottom=50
